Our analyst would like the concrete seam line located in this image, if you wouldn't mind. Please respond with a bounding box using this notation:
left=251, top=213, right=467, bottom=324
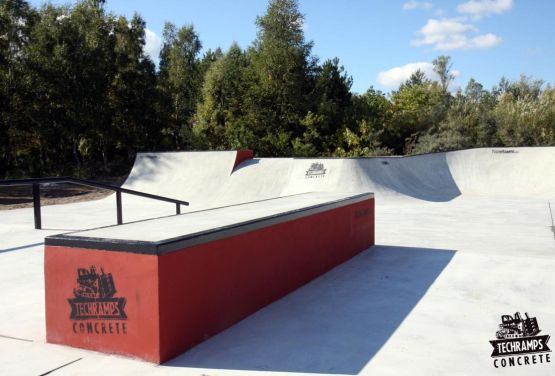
left=38, top=358, right=82, bottom=376
left=0, top=334, right=33, bottom=342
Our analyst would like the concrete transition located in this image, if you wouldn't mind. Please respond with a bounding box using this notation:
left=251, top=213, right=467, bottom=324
left=120, top=147, right=555, bottom=206
left=1, top=147, right=555, bottom=375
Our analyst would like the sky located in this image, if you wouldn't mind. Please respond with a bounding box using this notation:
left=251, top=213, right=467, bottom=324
left=28, top=0, right=555, bottom=94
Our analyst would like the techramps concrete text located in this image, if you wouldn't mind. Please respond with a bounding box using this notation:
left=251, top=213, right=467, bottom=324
left=1, top=147, right=555, bottom=375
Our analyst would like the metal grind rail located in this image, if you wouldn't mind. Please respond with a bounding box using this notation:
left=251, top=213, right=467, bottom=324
left=0, top=177, right=189, bottom=229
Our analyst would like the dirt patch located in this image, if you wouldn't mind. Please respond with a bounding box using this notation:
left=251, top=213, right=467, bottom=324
left=0, top=176, right=127, bottom=210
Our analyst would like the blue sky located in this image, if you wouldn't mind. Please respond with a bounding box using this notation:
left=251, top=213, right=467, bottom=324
left=29, top=0, right=555, bottom=93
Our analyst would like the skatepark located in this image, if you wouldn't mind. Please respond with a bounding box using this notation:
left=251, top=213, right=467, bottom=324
left=1, top=146, right=554, bottom=375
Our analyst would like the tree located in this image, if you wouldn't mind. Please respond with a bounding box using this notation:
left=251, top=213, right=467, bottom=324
left=7, top=0, right=162, bottom=176
left=247, top=0, right=316, bottom=156
left=0, top=0, right=36, bottom=176
left=412, top=78, right=500, bottom=154
left=401, top=69, right=427, bottom=89
left=107, top=14, right=158, bottom=168
left=292, top=58, right=353, bottom=156
left=495, top=82, right=554, bottom=146
left=195, top=42, right=253, bottom=149
left=385, top=72, right=445, bottom=153
left=432, top=55, right=455, bottom=93
left=334, top=88, right=392, bottom=156
left=21, top=0, right=115, bottom=175
left=497, top=75, right=543, bottom=100
left=158, top=22, right=202, bottom=149
left=199, top=47, right=223, bottom=80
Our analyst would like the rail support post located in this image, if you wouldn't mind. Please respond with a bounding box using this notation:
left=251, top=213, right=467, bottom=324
left=116, top=191, right=123, bottom=225
left=176, top=203, right=181, bottom=215
left=32, top=183, right=42, bottom=230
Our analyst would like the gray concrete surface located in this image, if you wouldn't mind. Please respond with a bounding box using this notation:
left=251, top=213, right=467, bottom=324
left=53, top=192, right=370, bottom=243
left=0, top=147, right=554, bottom=375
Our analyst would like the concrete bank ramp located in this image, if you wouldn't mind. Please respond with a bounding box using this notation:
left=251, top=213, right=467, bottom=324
left=119, top=147, right=555, bottom=208
left=280, top=155, right=461, bottom=201
left=445, top=147, right=555, bottom=197
left=120, top=150, right=252, bottom=209
left=226, top=147, right=555, bottom=202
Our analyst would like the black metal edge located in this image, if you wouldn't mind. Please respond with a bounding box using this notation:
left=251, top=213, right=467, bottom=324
left=156, top=193, right=372, bottom=254
left=178, top=192, right=314, bottom=214
left=45, top=236, right=156, bottom=254
left=46, top=192, right=374, bottom=255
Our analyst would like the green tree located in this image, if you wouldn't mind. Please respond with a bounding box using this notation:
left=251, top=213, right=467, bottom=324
left=385, top=71, right=444, bottom=154
left=432, top=55, right=455, bottom=94
left=158, top=23, right=203, bottom=149
left=22, top=0, right=114, bottom=175
left=107, top=14, right=158, bottom=168
left=413, top=78, right=500, bottom=153
left=495, top=83, right=555, bottom=146
left=335, top=88, right=392, bottom=156
left=199, top=47, right=223, bottom=81
left=294, top=58, right=352, bottom=155
left=247, top=0, right=316, bottom=156
left=0, top=0, right=36, bottom=176
left=195, top=42, right=253, bottom=149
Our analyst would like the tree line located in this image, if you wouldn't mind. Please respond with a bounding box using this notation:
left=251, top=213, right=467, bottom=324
left=1, top=0, right=554, bottom=178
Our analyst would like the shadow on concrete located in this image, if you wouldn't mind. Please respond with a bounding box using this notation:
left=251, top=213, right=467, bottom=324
left=356, top=153, right=462, bottom=202
left=164, top=245, right=456, bottom=374
left=0, top=242, right=44, bottom=254
left=232, top=158, right=260, bottom=174
left=121, top=153, right=172, bottom=189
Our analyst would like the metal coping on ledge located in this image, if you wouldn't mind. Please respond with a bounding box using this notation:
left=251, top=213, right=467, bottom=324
left=45, top=192, right=374, bottom=255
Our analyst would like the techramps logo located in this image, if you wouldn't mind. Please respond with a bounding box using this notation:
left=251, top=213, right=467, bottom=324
left=305, top=162, right=326, bottom=178
left=68, top=266, right=128, bottom=336
left=490, top=312, right=551, bottom=369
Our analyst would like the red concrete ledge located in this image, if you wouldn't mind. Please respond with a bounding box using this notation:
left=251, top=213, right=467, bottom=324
left=44, top=192, right=374, bottom=363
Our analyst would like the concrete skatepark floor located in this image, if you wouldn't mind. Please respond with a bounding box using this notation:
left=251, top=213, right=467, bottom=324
left=0, top=147, right=554, bottom=375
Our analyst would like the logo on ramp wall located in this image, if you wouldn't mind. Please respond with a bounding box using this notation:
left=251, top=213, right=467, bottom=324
left=490, top=311, right=551, bottom=368
left=491, top=149, right=519, bottom=154
left=68, top=266, right=128, bottom=335
left=305, top=162, right=326, bottom=179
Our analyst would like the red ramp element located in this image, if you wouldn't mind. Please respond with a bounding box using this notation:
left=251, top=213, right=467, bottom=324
left=232, top=149, right=254, bottom=171
left=45, top=193, right=374, bottom=363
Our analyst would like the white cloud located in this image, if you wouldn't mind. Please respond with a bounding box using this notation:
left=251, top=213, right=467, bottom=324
left=434, top=8, right=445, bottom=16
left=402, top=1, right=433, bottom=10
left=377, top=62, right=435, bottom=87
left=412, top=18, right=502, bottom=50
left=457, top=0, right=513, bottom=19
left=144, top=28, right=162, bottom=59
left=377, top=61, right=461, bottom=89
left=471, top=33, right=502, bottom=48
